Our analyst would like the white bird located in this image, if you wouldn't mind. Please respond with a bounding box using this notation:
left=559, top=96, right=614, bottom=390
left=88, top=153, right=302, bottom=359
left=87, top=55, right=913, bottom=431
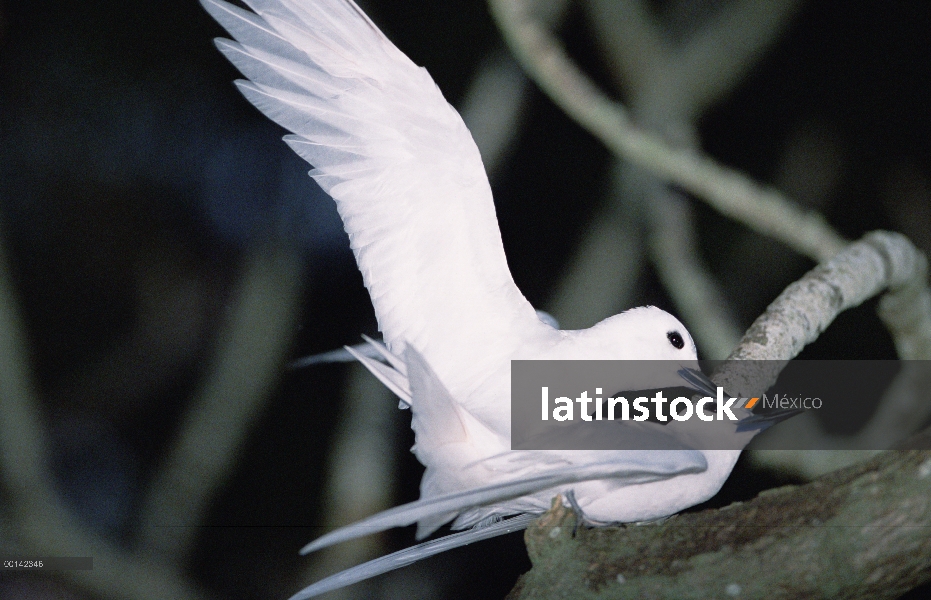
left=199, top=1, right=797, bottom=597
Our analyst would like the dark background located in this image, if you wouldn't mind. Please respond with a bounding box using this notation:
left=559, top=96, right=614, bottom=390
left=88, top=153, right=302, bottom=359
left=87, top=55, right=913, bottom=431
left=0, top=0, right=928, bottom=598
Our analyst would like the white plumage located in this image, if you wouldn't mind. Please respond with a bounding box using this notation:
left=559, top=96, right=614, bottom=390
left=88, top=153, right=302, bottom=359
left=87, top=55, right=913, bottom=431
left=200, top=1, right=792, bottom=597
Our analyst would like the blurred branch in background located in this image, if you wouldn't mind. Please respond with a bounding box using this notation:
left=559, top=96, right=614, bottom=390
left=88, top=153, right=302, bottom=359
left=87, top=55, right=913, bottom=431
left=545, top=0, right=804, bottom=358
left=137, top=239, right=305, bottom=565
left=0, top=230, right=211, bottom=600
left=489, top=0, right=845, bottom=263
left=883, top=162, right=931, bottom=263
left=461, top=0, right=571, bottom=183
left=646, top=188, right=741, bottom=358
left=299, top=365, right=400, bottom=600
left=545, top=162, right=644, bottom=329
left=460, top=48, right=530, bottom=180
left=724, top=121, right=845, bottom=321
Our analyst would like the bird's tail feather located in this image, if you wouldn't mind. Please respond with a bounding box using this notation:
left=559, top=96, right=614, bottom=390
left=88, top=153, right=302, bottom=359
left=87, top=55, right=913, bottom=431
left=299, top=452, right=705, bottom=554
left=289, top=514, right=535, bottom=600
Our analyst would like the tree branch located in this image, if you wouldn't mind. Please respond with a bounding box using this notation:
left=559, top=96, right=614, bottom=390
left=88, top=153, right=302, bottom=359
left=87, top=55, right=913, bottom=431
left=489, top=0, right=847, bottom=263
left=510, top=449, right=931, bottom=600
left=136, top=239, right=305, bottom=564
left=583, top=0, right=668, bottom=96
left=0, top=234, right=211, bottom=600
left=674, top=0, right=804, bottom=118
left=712, top=231, right=928, bottom=404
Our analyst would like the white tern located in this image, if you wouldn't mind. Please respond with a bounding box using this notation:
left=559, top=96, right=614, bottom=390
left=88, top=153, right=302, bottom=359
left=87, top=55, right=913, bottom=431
left=199, top=1, right=798, bottom=597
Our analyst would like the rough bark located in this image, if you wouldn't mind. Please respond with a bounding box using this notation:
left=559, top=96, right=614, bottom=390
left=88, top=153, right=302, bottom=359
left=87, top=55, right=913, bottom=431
left=509, top=449, right=931, bottom=600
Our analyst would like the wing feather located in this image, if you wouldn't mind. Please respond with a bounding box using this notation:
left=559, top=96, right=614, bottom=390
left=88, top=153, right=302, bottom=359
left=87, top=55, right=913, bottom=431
left=202, top=0, right=547, bottom=399
left=344, top=345, right=411, bottom=404
left=202, top=0, right=310, bottom=66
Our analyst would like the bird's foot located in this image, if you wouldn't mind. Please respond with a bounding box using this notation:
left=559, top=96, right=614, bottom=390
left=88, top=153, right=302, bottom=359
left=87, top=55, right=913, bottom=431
left=561, top=489, right=617, bottom=534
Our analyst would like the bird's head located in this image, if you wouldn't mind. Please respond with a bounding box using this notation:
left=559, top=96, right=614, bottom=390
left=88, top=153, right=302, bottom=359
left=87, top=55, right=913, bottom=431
left=578, top=306, right=698, bottom=362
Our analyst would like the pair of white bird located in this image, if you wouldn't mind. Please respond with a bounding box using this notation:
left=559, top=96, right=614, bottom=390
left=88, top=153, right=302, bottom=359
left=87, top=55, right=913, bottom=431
left=200, top=1, right=794, bottom=597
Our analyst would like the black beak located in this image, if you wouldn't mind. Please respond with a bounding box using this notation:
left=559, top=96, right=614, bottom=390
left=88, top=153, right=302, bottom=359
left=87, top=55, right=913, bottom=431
left=678, top=367, right=721, bottom=398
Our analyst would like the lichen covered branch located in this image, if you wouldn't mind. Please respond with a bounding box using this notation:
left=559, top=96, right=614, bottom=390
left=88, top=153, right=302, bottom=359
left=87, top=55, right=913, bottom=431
left=716, top=231, right=930, bottom=397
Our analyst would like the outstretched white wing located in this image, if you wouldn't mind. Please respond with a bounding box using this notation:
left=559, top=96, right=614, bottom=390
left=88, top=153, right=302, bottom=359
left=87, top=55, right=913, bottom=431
left=201, top=0, right=549, bottom=396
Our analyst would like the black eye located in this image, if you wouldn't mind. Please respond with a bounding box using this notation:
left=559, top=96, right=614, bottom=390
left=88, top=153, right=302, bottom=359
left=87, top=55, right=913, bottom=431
left=667, top=331, right=684, bottom=350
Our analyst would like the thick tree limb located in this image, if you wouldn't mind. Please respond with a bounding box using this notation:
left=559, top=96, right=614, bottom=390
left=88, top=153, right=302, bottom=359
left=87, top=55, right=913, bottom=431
left=509, top=449, right=931, bottom=600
